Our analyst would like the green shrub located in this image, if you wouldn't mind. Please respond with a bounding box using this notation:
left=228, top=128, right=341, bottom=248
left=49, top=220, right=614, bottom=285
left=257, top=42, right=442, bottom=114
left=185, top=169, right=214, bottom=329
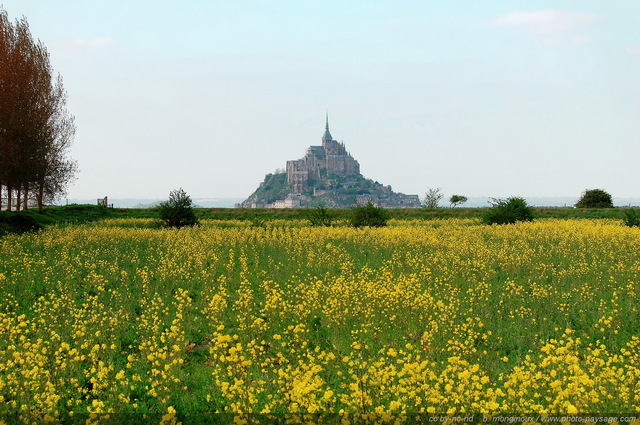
left=483, top=197, right=534, bottom=225
left=622, top=209, right=640, bottom=227
left=157, top=188, right=199, bottom=228
left=350, top=202, right=388, bottom=228
left=449, top=194, right=468, bottom=208
left=0, top=212, right=43, bottom=236
left=575, top=189, right=613, bottom=208
left=307, top=205, right=334, bottom=227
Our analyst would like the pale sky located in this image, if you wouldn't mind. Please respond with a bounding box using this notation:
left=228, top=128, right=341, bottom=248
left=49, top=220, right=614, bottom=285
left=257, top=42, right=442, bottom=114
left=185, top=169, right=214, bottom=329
left=2, top=0, right=639, bottom=201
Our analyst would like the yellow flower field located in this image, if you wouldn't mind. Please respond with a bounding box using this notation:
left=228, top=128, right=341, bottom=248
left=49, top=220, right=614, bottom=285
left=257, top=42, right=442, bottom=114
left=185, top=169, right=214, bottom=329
left=0, top=218, right=639, bottom=423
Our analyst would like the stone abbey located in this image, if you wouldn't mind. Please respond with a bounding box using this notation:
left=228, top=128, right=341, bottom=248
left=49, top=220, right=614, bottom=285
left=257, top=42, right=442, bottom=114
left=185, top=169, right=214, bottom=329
left=241, top=117, right=421, bottom=208
left=286, top=116, right=360, bottom=193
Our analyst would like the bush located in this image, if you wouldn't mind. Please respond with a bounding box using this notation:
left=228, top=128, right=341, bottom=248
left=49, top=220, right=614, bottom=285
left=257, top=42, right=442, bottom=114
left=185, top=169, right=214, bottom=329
left=157, top=188, right=199, bottom=228
left=622, top=209, right=640, bottom=227
left=307, top=205, right=334, bottom=227
left=350, top=202, right=388, bottom=228
left=483, top=197, right=534, bottom=225
left=0, top=212, right=43, bottom=236
left=423, top=187, right=443, bottom=208
left=449, top=195, right=468, bottom=208
left=575, top=189, right=613, bottom=208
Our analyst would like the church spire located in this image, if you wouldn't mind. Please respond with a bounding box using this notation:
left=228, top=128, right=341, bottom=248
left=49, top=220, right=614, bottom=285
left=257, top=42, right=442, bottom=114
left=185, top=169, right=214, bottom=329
left=323, top=112, right=332, bottom=142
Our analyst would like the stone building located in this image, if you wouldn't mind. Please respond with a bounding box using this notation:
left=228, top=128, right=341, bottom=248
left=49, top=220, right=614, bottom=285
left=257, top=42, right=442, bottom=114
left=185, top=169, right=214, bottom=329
left=241, top=116, right=421, bottom=209
left=286, top=117, right=360, bottom=194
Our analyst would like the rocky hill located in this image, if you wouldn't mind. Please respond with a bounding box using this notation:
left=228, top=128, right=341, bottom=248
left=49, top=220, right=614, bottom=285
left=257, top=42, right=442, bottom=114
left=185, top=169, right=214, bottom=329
left=241, top=118, right=420, bottom=208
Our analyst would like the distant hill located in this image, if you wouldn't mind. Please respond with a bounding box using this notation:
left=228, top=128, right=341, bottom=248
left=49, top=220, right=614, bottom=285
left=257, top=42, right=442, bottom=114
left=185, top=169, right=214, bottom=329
left=242, top=118, right=420, bottom=208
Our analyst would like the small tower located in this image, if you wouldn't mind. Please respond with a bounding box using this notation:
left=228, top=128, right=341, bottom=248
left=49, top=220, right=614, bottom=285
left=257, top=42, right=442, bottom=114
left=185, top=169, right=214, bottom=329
left=322, top=113, right=333, bottom=147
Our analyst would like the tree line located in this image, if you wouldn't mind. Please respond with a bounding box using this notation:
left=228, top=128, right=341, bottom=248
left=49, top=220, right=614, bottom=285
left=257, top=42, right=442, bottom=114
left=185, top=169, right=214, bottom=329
left=1, top=8, right=76, bottom=212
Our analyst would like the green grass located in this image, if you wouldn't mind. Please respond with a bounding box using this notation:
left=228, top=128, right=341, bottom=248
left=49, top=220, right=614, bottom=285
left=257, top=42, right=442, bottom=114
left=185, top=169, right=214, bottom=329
left=0, top=218, right=639, bottom=416
left=1, top=204, right=635, bottom=236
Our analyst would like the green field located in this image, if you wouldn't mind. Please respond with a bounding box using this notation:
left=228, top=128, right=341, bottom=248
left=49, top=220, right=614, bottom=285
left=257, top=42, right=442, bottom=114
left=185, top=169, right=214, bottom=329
left=0, top=210, right=639, bottom=423
left=0, top=204, right=631, bottom=237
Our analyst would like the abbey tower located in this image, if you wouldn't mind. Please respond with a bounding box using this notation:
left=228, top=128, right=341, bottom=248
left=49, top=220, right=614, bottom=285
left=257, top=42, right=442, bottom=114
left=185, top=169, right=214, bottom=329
left=286, top=116, right=360, bottom=194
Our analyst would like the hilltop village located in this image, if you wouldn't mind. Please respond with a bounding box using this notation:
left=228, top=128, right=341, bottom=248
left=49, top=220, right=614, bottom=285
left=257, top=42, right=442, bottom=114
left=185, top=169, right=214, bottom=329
left=241, top=119, right=421, bottom=208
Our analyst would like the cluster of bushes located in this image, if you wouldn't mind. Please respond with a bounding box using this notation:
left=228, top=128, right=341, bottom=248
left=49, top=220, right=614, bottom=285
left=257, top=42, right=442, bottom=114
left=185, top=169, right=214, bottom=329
left=3, top=188, right=638, bottom=235
left=306, top=199, right=535, bottom=228
left=306, top=202, right=389, bottom=228
left=573, top=189, right=640, bottom=228
left=149, top=187, right=639, bottom=230
left=479, top=189, right=618, bottom=226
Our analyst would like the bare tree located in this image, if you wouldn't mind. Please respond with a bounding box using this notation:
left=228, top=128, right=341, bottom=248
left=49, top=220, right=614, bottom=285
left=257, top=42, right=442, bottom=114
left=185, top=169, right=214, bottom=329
left=0, top=9, right=16, bottom=209
left=423, top=187, right=443, bottom=209
left=0, top=8, right=76, bottom=211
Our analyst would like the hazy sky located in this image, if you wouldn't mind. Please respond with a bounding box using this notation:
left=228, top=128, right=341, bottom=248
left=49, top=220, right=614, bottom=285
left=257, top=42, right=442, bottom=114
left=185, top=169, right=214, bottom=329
left=3, top=0, right=639, bottom=201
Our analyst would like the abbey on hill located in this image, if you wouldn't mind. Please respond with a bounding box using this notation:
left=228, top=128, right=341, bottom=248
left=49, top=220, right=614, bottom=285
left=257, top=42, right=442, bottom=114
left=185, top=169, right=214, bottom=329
left=240, top=117, right=421, bottom=208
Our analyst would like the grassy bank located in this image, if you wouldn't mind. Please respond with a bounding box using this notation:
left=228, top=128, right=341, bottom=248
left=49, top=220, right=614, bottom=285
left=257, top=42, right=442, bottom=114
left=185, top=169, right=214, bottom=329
left=1, top=204, right=633, bottom=236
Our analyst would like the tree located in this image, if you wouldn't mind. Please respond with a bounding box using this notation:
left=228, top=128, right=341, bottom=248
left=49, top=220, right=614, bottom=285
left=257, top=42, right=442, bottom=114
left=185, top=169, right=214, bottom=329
left=423, top=187, right=443, bottom=208
left=622, top=209, right=640, bottom=228
left=157, top=188, right=199, bottom=228
left=350, top=201, right=388, bottom=228
left=575, top=189, right=613, bottom=208
left=0, top=8, right=76, bottom=211
left=449, top=194, right=468, bottom=208
left=483, top=197, right=534, bottom=225
left=307, top=204, right=334, bottom=227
